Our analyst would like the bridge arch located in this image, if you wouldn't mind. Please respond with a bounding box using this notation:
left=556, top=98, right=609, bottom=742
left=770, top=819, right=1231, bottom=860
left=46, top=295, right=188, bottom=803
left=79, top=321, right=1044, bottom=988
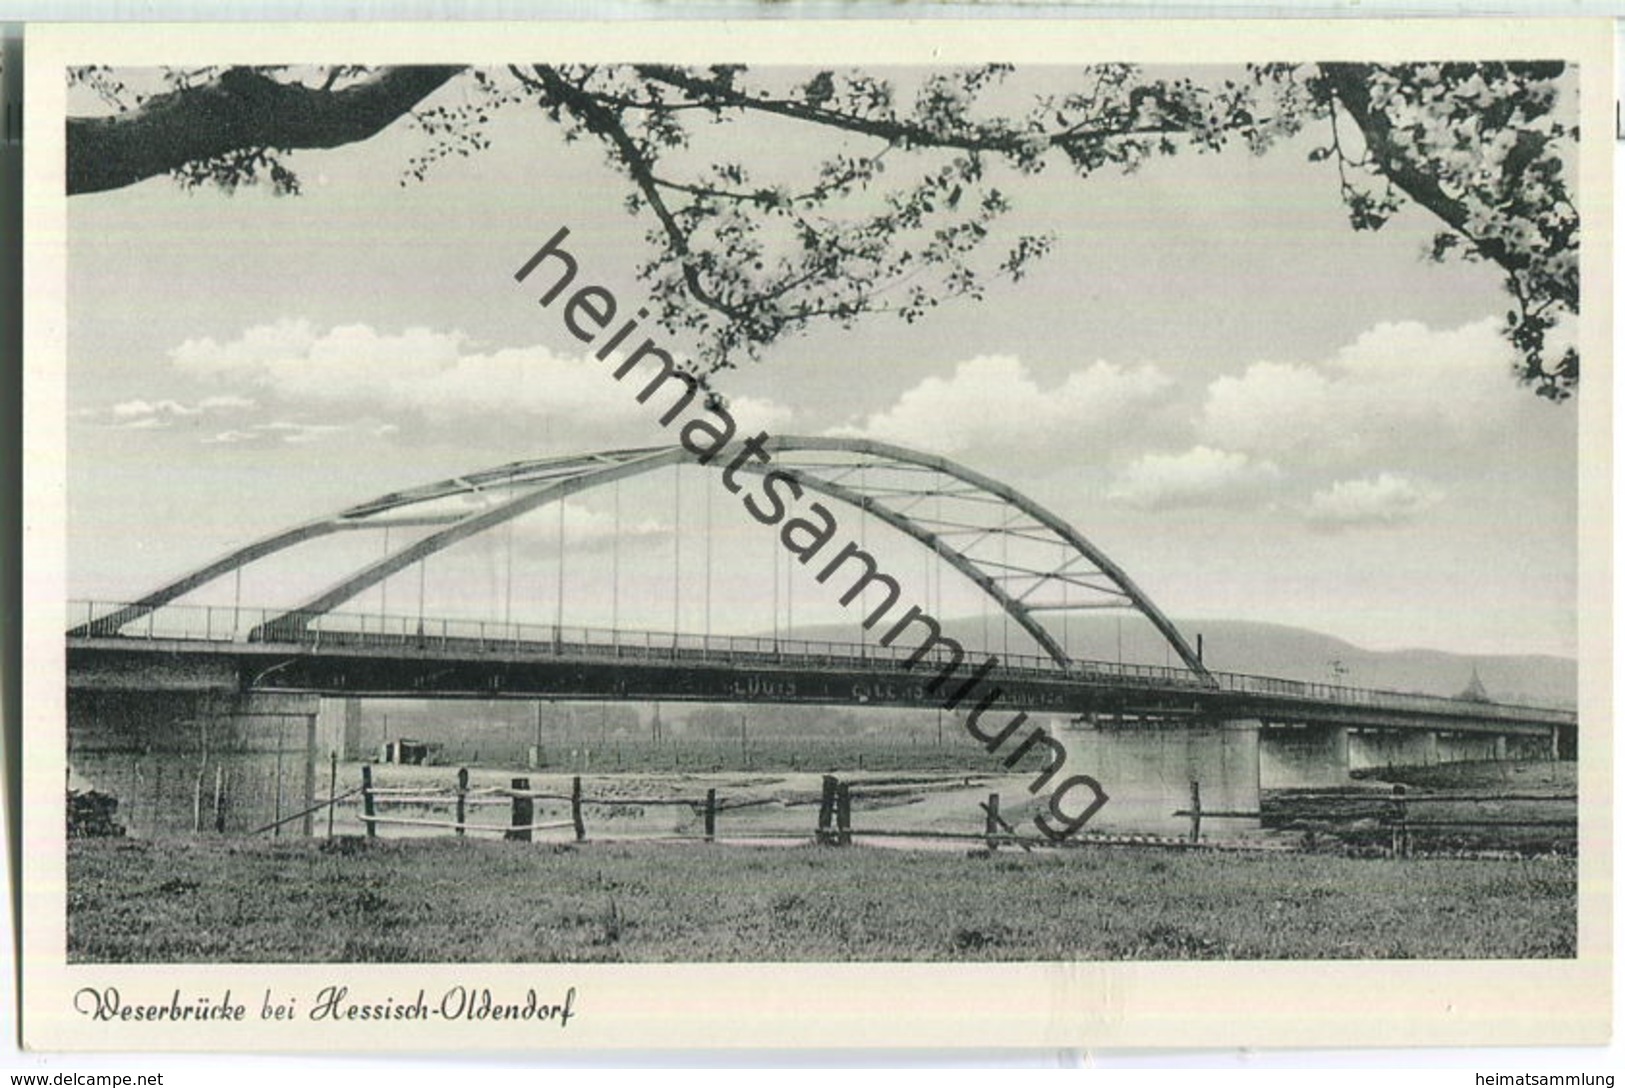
left=71, top=436, right=1211, bottom=679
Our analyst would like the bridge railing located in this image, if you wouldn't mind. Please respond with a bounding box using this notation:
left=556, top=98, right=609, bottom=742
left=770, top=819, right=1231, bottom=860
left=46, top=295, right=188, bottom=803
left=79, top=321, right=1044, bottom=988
left=70, top=598, right=1079, bottom=673
left=67, top=599, right=1575, bottom=725
left=1201, top=669, right=1575, bottom=725
left=66, top=599, right=1221, bottom=677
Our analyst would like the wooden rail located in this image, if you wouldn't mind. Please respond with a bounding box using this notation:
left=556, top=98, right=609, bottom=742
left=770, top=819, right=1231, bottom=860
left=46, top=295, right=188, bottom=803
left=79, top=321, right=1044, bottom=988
left=348, top=767, right=1573, bottom=859
left=1176, top=780, right=1578, bottom=857
left=356, top=766, right=729, bottom=843
left=248, top=785, right=364, bottom=837
left=354, top=767, right=1033, bottom=849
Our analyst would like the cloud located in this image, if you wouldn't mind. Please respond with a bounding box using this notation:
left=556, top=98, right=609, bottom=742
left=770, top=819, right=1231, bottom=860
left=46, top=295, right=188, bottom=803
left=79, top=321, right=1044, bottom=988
left=169, top=320, right=792, bottom=443
left=1200, top=363, right=1333, bottom=456
left=1306, top=472, right=1441, bottom=529
left=507, top=499, right=672, bottom=559
left=418, top=495, right=672, bottom=563
left=1199, top=318, right=1531, bottom=463
left=723, top=395, right=794, bottom=435
left=1108, top=446, right=1281, bottom=510
left=111, top=399, right=199, bottom=419
left=198, top=394, right=258, bottom=411
left=78, top=395, right=258, bottom=429
left=201, top=430, right=260, bottom=445
left=202, top=420, right=346, bottom=445
left=258, top=421, right=345, bottom=444
left=827, top=354, right=1170, bottom=456
left=171, top=319, right=324, bottom=378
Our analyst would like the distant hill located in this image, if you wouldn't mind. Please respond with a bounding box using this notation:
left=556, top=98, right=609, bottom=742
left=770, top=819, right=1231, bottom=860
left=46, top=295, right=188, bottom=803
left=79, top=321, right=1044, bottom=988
left=1157, top=618, right=1575, bottom=709
left=775, top=614, right=1577, bottom=710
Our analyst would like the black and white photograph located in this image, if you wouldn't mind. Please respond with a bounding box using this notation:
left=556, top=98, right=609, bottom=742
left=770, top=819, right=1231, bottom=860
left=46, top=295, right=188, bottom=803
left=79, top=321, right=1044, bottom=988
left=20, top=18, right=1612, bottom=1051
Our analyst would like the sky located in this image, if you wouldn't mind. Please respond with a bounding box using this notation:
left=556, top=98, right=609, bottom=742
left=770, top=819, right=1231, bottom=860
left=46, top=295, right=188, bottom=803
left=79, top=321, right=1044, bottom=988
left=64, top=64, right=1581, bottom=661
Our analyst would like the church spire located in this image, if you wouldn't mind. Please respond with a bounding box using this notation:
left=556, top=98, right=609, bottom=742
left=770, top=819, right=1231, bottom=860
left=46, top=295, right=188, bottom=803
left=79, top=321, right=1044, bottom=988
left=1458, top=664, right=1491, bottom=703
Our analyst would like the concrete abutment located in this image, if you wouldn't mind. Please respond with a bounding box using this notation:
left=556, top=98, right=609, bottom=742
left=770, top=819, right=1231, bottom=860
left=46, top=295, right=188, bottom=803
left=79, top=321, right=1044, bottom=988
left=68, top=689, right=325, bottom=837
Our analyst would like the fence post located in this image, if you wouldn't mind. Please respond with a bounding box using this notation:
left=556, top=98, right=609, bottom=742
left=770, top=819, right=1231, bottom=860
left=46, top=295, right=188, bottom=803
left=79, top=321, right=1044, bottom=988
left=326, top=753, right=336, bottom=840
left=455, top=767, right=469, bottom=838
left=214, top=764, right=227, bottom=834
left=817, top=775, right=838, bottom=845
left=571, top=775, right=586, bottom=842
left=507, top=777, right=533, bottom=842
left=836, top=782, right=852, bottom=847
left=361, top=763, right=376, bottom=839
left=1188, top=780, right=1202, bottom=844
left=273, top=724, right=285, bottom=838
left=984, top=792, right=1001, bottom=851
left=1391, top=784, right=1409, bottom=858
left=704, top=788, right=717, bottom=843
left=302, top=712, right=317, bottom=838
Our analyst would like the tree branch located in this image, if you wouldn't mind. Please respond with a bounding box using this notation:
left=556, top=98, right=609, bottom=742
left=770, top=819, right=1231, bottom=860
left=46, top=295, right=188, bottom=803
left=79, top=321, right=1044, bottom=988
left=67, top=65, right=466, bottom=195
left=1319, top=61, right=1576, bottom=311
left=632, top=64, right=1193, bottom=161
left=532, top=65, right=758, bottom=332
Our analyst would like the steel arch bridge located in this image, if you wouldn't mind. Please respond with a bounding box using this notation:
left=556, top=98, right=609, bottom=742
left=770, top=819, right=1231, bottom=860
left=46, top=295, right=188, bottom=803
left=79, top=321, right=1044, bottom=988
left=71, top=435, right=1210, bottom=678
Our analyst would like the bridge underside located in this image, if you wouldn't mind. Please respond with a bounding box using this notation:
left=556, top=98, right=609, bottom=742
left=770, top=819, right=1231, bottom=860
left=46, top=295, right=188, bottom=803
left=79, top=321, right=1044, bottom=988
left=1256, top=721, right=1557, bottom=789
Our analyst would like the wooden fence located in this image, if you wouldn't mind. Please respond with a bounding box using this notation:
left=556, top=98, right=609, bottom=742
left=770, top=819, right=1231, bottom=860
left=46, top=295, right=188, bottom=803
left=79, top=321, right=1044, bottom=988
left=255, top=765, right=1575, bottom=858
left=352, top=765, right=783, bottom=844
left=343, top=768, right=1042, bottom=849
left=346, top=769, right=1236, bottom=852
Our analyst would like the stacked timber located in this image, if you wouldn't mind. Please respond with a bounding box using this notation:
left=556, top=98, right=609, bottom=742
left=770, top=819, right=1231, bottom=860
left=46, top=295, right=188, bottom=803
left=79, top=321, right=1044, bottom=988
left=67, top=789, right=126, bottom=838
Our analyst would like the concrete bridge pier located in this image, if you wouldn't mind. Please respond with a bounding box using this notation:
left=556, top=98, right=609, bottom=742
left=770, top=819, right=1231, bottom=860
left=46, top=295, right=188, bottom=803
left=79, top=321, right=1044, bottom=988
left=1053, top=717, right=1260, bottom=838
left=1258, top=723, right=1351, bottom=789
left=1433, top=731, right=1506, bottom=763
left=1556, top=722, right=1577, bottom=760
left=315, top=696, right=365, bottom=761
left=1259, top=718, right=1561, bottom=792
left=68, top=689, right=323, bottom=837
left=1347, top=728, right=1440, bottom=772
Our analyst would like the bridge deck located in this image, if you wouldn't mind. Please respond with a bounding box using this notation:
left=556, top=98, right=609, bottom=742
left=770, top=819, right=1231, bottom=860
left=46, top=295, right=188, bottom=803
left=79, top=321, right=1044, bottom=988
left=66, top=601, right=1576, bottom=733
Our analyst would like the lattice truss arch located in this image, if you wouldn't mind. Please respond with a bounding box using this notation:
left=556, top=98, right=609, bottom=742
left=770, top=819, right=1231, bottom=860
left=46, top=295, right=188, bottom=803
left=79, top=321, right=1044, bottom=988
left=71, top=436, right=1210, bottom=677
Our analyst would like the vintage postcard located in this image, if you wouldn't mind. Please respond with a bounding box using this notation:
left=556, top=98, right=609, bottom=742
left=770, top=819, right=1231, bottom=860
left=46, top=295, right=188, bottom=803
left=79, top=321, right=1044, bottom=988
left=19, top=18, right=1613, bottom=1051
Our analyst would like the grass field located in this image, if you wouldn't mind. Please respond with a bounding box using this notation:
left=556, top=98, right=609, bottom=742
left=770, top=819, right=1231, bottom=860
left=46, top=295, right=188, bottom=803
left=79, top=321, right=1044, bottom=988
left=67, top=834, right=1576, bottom=963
